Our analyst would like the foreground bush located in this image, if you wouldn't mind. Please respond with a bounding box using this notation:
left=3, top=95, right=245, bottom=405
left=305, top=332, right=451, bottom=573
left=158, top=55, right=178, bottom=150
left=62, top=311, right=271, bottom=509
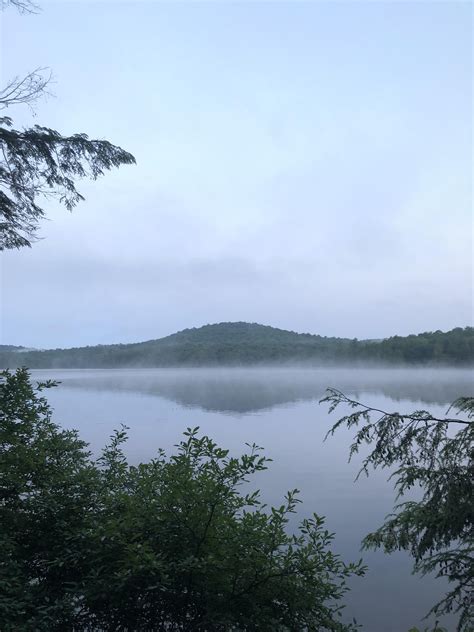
left=0, top=368, right=365, bottom=631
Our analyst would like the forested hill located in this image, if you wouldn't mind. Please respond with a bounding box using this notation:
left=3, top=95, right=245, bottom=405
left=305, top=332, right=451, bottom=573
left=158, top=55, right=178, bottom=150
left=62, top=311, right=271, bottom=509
left=0, top=323, right=472, bottom=369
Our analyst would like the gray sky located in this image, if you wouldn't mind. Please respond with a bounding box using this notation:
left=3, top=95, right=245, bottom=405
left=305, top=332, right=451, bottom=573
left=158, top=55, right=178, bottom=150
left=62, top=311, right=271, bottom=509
left=1, top=0, right=472, bottom=348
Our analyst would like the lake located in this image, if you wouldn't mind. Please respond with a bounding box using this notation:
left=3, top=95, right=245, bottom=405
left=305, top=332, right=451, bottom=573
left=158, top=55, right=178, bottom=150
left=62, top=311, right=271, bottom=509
left=32, top=367, right=472, bottom=632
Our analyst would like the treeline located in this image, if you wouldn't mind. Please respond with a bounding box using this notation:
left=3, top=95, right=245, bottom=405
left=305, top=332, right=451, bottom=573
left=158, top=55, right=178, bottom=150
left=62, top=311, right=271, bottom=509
left=1, top=323, right=472, bottom=369
left=366, top=327, right=474, bottom=364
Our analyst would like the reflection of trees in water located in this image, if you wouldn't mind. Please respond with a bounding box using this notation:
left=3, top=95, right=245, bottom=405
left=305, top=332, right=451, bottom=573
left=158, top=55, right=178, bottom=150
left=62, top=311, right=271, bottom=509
left=42, top=369, right=473, bottom=414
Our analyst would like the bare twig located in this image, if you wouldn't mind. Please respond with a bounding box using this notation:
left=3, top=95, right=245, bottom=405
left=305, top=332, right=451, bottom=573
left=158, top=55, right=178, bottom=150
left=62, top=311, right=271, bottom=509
left=0, top=0, right=40, bottom=13
left=0, top=68, right=54, bottom=112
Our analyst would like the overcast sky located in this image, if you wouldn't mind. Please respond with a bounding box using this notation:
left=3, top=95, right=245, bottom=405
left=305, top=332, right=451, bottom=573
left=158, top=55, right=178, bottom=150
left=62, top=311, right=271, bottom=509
left=0, top=0, right=472, bottom=348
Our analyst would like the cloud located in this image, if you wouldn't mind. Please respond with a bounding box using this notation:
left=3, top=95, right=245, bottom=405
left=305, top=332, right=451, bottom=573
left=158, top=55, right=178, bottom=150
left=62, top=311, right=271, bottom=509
left=1, top=1, right=471, bottom=347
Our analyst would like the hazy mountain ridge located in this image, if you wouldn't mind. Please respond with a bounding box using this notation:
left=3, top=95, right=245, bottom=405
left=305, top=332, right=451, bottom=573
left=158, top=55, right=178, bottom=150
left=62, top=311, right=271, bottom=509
left=1, top=322, right=472, bottom=369
left=144, top=322, right=352, bottom=346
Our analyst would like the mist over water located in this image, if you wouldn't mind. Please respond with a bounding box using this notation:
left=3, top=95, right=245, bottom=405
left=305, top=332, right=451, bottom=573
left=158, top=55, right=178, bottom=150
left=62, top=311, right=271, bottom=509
left=33, top=366, right=472, bottom=413
left=32, top=366, right=471, bottom=632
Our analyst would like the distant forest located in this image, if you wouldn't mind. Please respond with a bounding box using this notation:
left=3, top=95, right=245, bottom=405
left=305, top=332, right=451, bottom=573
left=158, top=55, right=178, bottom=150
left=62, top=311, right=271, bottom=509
left=1, top=323, right=472, bottom=369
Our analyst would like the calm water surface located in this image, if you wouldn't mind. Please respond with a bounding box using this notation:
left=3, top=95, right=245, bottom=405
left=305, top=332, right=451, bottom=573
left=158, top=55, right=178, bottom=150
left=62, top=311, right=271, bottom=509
left=32, top=367, right=472, bottom=632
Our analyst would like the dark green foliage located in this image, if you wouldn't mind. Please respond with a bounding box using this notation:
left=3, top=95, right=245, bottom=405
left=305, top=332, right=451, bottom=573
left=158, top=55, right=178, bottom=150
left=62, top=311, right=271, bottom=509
left=322, top=389, right=474, bottom=632
left=1, top=323, right=472, bottom=368
left=1, top=368, right=365, bottom=631
left=0, top=116, right=135, bottom=249
left=0, top=0, right=135, bottom=249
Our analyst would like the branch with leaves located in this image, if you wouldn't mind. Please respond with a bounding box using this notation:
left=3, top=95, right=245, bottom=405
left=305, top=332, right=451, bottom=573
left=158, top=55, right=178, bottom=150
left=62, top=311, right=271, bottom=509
left=321, top=388, right=474, bottom=632
left=0, top=117, right=136, bottom=249
left=0, top=0, right=136, bottom=250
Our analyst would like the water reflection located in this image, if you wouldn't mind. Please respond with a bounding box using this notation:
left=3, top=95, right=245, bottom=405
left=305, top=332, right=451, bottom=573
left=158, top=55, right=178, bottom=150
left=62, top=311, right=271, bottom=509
left=28, top=367, right=471, bottom=632
left=33, top=367, right=473, bottom=413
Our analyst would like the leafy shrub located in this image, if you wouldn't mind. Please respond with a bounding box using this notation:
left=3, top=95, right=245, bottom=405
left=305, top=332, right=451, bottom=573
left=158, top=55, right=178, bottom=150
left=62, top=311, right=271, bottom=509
left=1, top=368, right=365, bottom=631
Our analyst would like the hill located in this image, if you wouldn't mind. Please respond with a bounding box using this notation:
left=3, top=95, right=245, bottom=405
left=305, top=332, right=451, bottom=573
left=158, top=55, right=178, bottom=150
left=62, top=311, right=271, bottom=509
left=0, top=323, right=472, bottom=369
